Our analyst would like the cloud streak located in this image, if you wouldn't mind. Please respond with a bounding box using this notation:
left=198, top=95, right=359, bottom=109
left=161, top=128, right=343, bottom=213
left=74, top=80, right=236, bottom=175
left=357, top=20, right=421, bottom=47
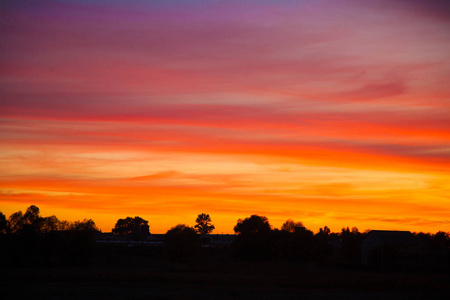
left=1, top=0, right=449, bottom=233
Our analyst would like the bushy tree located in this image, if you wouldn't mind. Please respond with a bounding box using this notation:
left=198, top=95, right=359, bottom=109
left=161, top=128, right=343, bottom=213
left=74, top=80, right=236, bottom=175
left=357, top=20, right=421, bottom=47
left=112, top=216, right=150, bottom=240
left=233, top=215, right=273, bottom=261
left=281, top=219, right=305, bottom=233
left=23, top=205, right=40, bottom=225
left=8, top=211, right=25, bottom=234
left=40, top=215, right=60, bottom=233
left=71, top=219, right=98, bottom=231
left=234, top=215, right=271, bottom=235
left=195, top=213, right=215, bottom=234
left=433, top=231, right=450, bottom=248
left=165, top=224, right=200, bottom=262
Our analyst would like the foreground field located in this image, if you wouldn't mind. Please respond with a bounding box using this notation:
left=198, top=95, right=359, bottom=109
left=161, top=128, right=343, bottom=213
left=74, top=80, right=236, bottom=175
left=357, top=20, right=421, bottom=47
left=2, top=260, right=448, bottom=300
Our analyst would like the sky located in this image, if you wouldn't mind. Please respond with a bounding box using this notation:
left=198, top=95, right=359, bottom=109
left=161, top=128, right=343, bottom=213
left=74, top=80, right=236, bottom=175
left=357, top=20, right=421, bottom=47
left=1, top=0, right=449, bottom=234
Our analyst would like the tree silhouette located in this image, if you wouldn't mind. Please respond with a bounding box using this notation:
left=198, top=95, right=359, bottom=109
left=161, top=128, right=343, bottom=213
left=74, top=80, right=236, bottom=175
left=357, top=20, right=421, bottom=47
left=194, top=213, right=215, bottom=234
left=289, top=224, right=314, bottom=262
left=234, top=215, right=271, bottom=235
left=433, top=231, right=450, bottom=248
left=340, top=227, right=365, bottom=265
left=314, top=225, right=333, bottom=261
left=58, top=220, right=72, bottom=231
left=22, top=205, right=44, bottom=233
left=165, top=224, right=200, bottom=262
left=318, top=226, right=331, bottom=236
left=23, top=205, right=40, bottom=224
left=1, top=205, right=103, bottom=268
left=8, top=211, right=24, bottom=234
left=40, top=215, right=60, bottom=233
left=64, top=219, right=99, bottom=267
left=281, top=219, right=305, bottom=233
left=71, top=219, right=98, bottom=231
left=0, top=211, right=7, bottom=234
left=112, top=216, right=150, bottom=240
left=233, top=215, right=273, bottom=261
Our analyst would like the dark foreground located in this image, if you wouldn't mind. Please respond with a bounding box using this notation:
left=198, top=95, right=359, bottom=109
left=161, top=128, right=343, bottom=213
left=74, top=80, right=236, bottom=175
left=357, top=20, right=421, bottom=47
left=2, top=260, right=448, bottom=300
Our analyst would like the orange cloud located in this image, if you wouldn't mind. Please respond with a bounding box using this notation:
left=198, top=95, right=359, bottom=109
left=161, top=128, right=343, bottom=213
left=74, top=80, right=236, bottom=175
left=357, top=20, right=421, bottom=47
left=1, top=0, right=449, bottom=234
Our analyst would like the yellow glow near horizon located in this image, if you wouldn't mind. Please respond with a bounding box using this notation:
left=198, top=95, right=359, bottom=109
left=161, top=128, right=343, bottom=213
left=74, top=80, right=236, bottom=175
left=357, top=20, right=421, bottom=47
left=1, top=1, right=449, bottom=234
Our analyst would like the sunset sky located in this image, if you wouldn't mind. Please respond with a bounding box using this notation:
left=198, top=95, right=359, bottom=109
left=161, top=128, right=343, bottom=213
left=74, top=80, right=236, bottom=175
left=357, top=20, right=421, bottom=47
left=1, top=0, right=449, bottom=234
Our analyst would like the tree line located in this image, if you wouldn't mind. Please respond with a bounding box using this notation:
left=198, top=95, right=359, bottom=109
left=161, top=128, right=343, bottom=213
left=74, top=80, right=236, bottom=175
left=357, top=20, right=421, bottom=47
left=0, top=206, right=99, bottom=267
left=0, top=205, right=98, bottom=235
left=1, top=205, right=449, bottom=269
left=0, top=206, right=214, bottom=237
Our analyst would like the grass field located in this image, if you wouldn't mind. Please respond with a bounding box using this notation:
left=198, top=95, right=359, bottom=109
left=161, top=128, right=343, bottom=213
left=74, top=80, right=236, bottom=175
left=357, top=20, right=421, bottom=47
left=2, top=259, right=448, bottom=300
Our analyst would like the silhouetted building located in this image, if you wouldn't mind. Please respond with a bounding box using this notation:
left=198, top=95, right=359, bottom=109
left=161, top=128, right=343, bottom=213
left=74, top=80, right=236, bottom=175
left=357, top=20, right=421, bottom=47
left=361, top=230, right=421, bottom=266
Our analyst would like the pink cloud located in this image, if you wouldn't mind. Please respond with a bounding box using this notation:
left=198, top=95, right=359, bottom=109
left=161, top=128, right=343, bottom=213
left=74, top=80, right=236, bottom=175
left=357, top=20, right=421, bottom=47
left=1, top=0, right=449, bottom=233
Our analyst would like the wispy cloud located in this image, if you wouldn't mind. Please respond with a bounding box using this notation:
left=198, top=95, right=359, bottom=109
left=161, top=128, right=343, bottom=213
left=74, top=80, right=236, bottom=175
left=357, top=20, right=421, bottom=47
left=1, top=0, right=449, bottom=233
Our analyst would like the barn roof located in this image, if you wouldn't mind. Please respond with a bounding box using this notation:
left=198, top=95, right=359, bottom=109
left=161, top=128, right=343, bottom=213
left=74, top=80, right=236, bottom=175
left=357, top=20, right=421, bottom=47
left=366, top=230, right=418, bottom=245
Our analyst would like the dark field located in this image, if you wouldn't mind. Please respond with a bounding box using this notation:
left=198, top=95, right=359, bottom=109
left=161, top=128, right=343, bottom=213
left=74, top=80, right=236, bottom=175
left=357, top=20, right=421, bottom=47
left=2, top=258, right=449, bottom=300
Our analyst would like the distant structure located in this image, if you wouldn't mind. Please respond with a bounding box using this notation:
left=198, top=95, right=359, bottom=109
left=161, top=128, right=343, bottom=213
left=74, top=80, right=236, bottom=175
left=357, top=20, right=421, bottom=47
left=96, top=232, right=165, bottom=246
left=96, top=232, right=235, bottom=248
left=200, top=234, right=236, bottom=247
left=361, top=230, right=421, bottom=266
